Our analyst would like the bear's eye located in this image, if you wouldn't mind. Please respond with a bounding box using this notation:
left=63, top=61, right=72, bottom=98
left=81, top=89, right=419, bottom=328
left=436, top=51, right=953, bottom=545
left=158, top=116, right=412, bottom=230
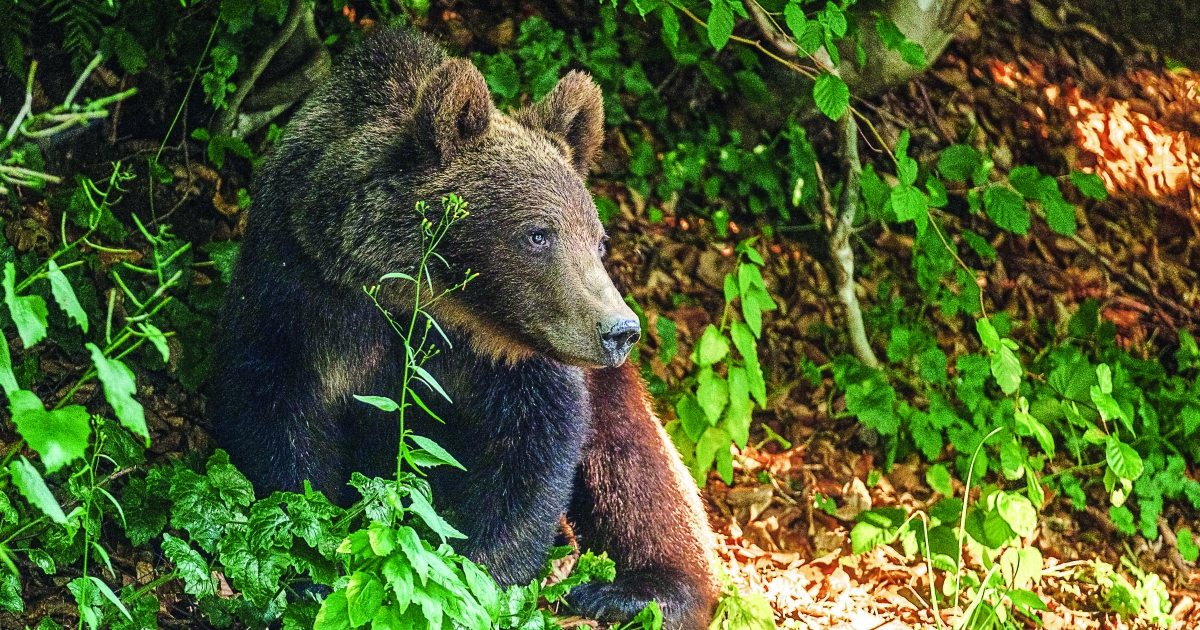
left=598, top=236, right=609, bottom=257
left=527, top=229, right=549, bottom=247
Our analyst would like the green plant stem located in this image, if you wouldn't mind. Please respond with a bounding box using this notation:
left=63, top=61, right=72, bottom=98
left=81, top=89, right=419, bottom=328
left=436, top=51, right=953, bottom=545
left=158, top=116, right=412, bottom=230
left=955, top=426, right=1004, bottom=606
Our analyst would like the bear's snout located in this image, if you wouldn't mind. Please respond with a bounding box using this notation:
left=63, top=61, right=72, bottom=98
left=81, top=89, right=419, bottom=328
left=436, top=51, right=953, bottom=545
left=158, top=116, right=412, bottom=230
left=597, top=316, right=641, bottom=366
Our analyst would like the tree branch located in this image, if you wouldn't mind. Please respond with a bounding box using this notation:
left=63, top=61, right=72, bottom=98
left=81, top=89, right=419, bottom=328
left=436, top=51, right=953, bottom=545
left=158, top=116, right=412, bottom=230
left=830, top=113, right=880, bottom=368
left=213, top=0, right=306, bottom=138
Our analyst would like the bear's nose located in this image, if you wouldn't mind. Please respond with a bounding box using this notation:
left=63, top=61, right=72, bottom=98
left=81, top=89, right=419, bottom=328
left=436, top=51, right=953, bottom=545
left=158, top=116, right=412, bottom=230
left=598, top=316, right=641, bottom=364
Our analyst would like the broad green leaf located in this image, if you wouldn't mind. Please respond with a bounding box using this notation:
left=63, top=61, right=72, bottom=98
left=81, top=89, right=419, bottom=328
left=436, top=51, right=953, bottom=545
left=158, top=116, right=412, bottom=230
left=47, top=261, right=87, bottom=332
left=707, top=0, right=734, bottom=50
left=1178, top=529, right=1199, bottom=563
left=813, top=72, right=849, bottom=120
left=162, top=533, right=215, bottom=596
left=676, top=394, right=709, bottom=442
left=1008, top=166, right=1042, bottom=198
left=1015, top=406, right=1055, bottom=458
left=730, top=322, right=766, bottom=405
left=1008, top=589, right=1048, bottom=615
left=314, top=590, right=351, bottom=630
left=1105, top=436, right=1144, bottom=480
left=961, top=229, right=996, bottom=262
left=995, top=491, right=1037, bottom=537
left=693, top=426, right=731, bottom=485
left=926, top=464, right=953, bottom=497
left=87, top=344, right=148, bottom=441
left=11, top=457, right=67, bottom=524
left=10, top=389, right=90, bottom=472
left=3, top=262, right=48, bottom=347
left=656, top=316, right=678, bottom=364
left=983, top=186, right=1030, bottom=235
left=696, top=367, right=729, bottom=424
left=139, top=323, right=169, bottom=362
left=408, top=434, right=465, bottom=471
left=784, top=3, right=806, bottom=39
left=991, top=345, right=1022, bottom=395
left=818, top=2, right=846, bottom=37
left=976, top=318, right=1001, bottom=352
left=890, top=184, right=929, bottom=235
left=692, top=325, right=729, bottom=367
left=0, top=332, right=16, bottom=395
left=1070, top=170, right=1109, bottom=200
left=353, top=395, right=398, bottom=412
left=346, top=572, right=385, bottom=628
left=937, top=145, right=981, bottom=182
left=999, top=546, right=1043, bottom=590
left=660, top=6, right=680, bottom=48
left=726, top=366, right=752, bottom=448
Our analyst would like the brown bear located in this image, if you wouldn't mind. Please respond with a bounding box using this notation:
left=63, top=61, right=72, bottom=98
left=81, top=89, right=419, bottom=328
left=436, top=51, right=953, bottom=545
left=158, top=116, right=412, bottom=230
left=209, top=29, right=718, bottom=628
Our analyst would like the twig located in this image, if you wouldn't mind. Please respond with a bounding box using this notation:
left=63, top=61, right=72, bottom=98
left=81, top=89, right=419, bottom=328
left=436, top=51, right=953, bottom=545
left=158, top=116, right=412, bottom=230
left=830, top=113, right=880, bottom=368
left=746, top=0, right=797, bottom=57
left=213, top=0, right=306, bottom=138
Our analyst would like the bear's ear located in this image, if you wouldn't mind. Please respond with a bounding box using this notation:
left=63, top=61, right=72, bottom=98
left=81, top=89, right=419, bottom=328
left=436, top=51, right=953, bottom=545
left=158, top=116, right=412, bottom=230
left=414, top=59, right=494, bottom=163
left=518, top=71, right=604, bottom=176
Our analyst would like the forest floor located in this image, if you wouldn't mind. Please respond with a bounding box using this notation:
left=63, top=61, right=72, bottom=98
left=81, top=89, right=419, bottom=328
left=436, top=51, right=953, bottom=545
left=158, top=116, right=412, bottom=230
left=4, top=0, right=1200, bottom=628
left=600, top=0, right=1200, bottom=628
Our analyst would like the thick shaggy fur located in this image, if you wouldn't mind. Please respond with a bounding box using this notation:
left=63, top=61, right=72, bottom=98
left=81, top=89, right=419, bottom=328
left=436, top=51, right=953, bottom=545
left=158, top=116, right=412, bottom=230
left=209, top=29, right=717, bottom=628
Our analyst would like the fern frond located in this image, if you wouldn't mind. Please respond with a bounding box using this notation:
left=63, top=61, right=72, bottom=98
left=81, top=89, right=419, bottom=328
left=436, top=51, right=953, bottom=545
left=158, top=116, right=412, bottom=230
left=0, top=0, right=34, bottom=77
left=46, top=0, right=117, bottom=71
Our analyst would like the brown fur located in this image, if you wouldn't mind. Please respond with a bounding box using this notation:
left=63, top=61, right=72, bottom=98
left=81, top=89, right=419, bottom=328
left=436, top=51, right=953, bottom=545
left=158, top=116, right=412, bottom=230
left=211, top=28, right=717, bottom=629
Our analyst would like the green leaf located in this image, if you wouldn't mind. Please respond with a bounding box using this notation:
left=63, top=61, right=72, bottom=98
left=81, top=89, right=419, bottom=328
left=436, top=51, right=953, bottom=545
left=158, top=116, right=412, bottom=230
left=976, top=318, right=1001, bottom=353
left=961, top=229, right=996, bottom=262
left=406, top=488, right=466, bottom=542
left=314, top=590, right=351, bottom=630
left=346, top=572, right=385, bottom=628
left=726, top=366, right=752, bottom=448
left=1070, top=170, right=1109, bottom=200
left=938, top=145, right=981, bottom=182
left=991, top=345, right=1022, bottom=395
left=660, top=6, right=680, bottom=48
left=999, top=546, right=1043, bottom=590
left=0, top=333, right=17, bottom=396
left=693, top=426, right=732, bottom=485
left=995, top=491, right=1037, bottom=537
left=206, top=450, right=255, bottom=506
left=818, top=3, right=847, bottom=37
left=408, top=434, right=465, bottom=471
left=354, top=395, right=398, bottom=412
left=707, top=0, right=734, bottom=50
left=813, top=72, right=849, bottom=120
left=10, top=456, right=67, bottom=524
left=4, top=262, right=48, bottom=347
left=87, top=344, right=148, bottom=442
left=162, top=533, right=215, bottom=596
left=983, top=186, right=1030, bottom=234
left=139, top=323, right=170, bottom=363
left=1105, top=436, right=1144, bottom=481
left=696, top=367, right=729, bottom=424
left=657, top=316, right=678, bottom=365
left=1015, top=406, right=1055, bottom=458
left=890, top=184, right=929, bottom=231
left=1008, top=166, right=1042, bottom=198
left=10, top=388, right=90, bottom=472
left=730, top=321, right=766, bottom=405
left=926, top=464, right=953, bottom=496
left=784, top=3, right=806, bottom=39
left=692, top=325, right=729, bottom=367
left=47, top=260, right=87, bottom=333
left=1178, top=529, right=1199, bottom=563
left=676, top=395, right=709, bottom=442
left=1110, top=505, right=1136, bottom=535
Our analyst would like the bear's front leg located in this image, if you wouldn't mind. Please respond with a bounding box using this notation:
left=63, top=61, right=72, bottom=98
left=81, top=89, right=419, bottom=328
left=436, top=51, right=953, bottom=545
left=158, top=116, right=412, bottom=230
left=567, top=363, right=719, bottom=630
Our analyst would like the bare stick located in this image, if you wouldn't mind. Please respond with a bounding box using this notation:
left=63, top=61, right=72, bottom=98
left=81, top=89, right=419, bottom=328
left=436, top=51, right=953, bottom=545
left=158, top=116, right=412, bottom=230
left=830, top=113, right=880, bottom=368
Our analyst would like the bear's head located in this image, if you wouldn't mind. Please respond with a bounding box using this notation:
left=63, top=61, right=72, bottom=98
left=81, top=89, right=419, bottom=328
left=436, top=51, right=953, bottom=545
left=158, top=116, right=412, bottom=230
left=403, top=59, right=640, bottom=369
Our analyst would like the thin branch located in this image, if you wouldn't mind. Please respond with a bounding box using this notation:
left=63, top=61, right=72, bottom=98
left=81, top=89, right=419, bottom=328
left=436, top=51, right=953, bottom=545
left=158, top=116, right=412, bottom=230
left=213, top=0, right=306, bottom=137
left=830, top=113, right=880, bottom=368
